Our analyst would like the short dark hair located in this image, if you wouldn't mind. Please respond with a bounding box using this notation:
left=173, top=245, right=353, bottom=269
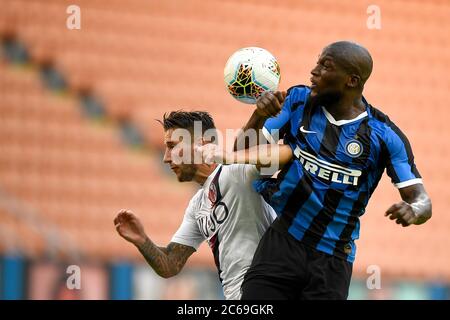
left=158, top=110, right=217, bottom=141
left=325, top=41, right=373, bottom=86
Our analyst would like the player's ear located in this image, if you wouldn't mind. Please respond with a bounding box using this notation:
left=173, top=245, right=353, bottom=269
left=201, top=137, right=213, bottom=145
left=192, top=136, right=203, bottom=148
left=347, top=74, right=361, bottom=88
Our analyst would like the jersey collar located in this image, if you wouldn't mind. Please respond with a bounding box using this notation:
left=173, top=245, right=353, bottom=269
left=321, top=96, right=370, bottom=126
left=322, top=107, right=368, bottom=126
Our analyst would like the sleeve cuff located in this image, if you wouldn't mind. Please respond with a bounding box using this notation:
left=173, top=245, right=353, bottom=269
left=394, top=178, right=423, bottom=189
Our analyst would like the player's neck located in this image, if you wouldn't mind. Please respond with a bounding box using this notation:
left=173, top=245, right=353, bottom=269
left=323, top=94, right=365, bottom=121
left=193, top=163, right=218, bottom=186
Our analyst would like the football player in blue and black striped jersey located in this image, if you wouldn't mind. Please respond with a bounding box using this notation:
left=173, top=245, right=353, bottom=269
left=200, top=41, right=432, bottom=299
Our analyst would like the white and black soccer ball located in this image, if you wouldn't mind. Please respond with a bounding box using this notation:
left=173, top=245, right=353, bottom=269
left=224, top=47, right=281, bottom=104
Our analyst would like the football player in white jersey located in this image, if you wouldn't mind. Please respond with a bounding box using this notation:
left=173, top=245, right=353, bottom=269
left=114, top=111, right=276, bottom=300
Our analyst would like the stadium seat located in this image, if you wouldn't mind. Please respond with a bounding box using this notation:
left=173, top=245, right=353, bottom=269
left=1, top=0, right=449, bottom=281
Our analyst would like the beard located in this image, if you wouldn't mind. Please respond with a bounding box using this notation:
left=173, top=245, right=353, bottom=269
left=310, top=89, right=343, bottom=108
left=176, top=164, right=198, bottom=182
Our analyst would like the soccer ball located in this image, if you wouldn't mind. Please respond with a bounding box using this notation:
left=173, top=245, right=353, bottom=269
left=224, top=47, right=281, bottom=104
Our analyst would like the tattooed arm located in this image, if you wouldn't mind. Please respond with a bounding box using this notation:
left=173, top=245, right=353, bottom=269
left=114, top=209, right=195, bottom=278
left=137, top=239, right=195, bottom=278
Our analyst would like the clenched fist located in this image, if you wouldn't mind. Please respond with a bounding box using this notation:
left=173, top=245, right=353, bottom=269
left=114, top=209, right=148, bottom=247
left=255, top=91, right=287, bottom=118
left=385, top=201, right=418, bottom=227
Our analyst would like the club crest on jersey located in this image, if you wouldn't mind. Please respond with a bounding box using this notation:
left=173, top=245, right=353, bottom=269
left=345, top=140, right=363, bottom=158
left=208, top=167, right=223, bottom=207
left=208, top=183, right=218, bottom=205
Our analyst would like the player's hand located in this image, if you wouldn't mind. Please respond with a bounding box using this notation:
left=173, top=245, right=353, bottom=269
left=194, top=144, right=231, bottom=164
left=114, top=209, right=148, bottom=247
left=385, top=201, right=418, bottom=227
left=255, top=91, right=287, bottom=118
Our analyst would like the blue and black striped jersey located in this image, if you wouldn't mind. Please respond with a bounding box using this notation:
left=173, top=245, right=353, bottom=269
left=255, top=85, right=422, bottom=262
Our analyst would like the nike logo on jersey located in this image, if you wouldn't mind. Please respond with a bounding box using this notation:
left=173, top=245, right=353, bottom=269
left=300, top=126, right=317, bottom=134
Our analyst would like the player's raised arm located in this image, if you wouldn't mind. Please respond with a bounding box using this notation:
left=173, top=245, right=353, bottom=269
left=385, top=184, right=432, bottom=227
left=114, top=209, right=195, bottom=278
left=196, top=143, right=293, bottom=170
left=233, top=91, right=286, bottom=151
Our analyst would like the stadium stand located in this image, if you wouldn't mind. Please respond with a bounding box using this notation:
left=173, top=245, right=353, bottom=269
left=0, top=0, right=449, bottom=297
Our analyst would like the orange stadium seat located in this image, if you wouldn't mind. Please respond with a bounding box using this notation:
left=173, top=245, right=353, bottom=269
left=0, top=63, right=207, bottom=263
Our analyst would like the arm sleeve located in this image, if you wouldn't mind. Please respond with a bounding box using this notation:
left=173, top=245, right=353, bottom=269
left=262, top=86, right=310, bottom=144
left=229, top=164, right=261, bottom=185
left=382, top=125, right=422, bottom=188
left=262, top=93, right=293, bottom=144
left=171, top=196, right=205, bottom=250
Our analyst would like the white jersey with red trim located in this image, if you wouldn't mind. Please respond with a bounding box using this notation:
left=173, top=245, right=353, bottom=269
left=171, top=164, right=276, bottom=300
